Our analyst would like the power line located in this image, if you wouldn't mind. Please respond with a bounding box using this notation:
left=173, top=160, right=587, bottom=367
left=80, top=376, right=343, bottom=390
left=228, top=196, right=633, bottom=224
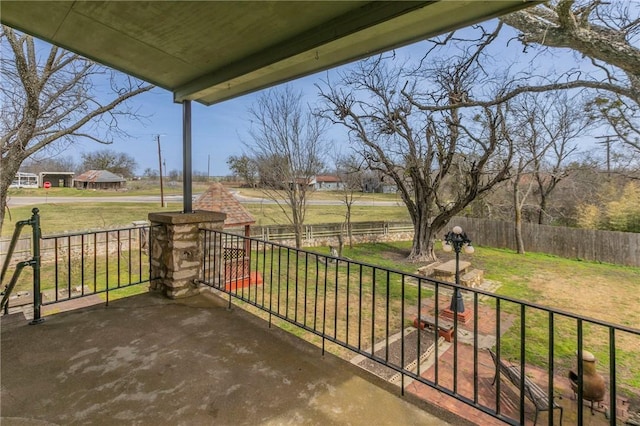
left=595, top=135, right=616, bottom=176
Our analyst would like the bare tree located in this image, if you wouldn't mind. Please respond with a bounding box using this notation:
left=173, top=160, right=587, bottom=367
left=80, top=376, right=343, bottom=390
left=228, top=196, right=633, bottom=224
left=20, top=155, right=77, bottom=174
left=226, top=154, right=258, bottom=187
left=80, top=149, right=138, bottom=178
left=531, top=94, right=591, bottom=224
left=501, top=96, right=543, bottom=254
left=413, top=10, right=638, bottom=163
left=319, top=53, right=514, bottom=262
left=502, top=91, right=592, bottom=252
left=335, top=153, right=366, bottom=250
left=501, top=0, right=640, bottom=153
left=501, top=1, right=640, bottom=84
left=0, top=27, right=153, bottom=234
left=247, top=85, right=328, bottom=248
left=510, top=157, right=536, bottom=254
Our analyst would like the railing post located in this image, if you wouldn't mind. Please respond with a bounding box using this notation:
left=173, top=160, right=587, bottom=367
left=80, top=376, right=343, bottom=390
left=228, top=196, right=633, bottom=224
left=148, top=211, right=225, bottom=298
left=30, top=208, right=44, bottom=324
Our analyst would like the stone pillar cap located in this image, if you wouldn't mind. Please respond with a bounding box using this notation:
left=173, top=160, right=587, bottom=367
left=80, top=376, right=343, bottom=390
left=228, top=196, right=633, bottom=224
left=149, top=210, right=226, bottom=225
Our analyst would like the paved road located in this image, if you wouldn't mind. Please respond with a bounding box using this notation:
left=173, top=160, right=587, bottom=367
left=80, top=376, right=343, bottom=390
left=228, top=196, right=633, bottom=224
left=7, top=193, right=403, bottom=208
left=232, top=192, right=402, bottom=206
left=6, top=195, right=184, bottom=207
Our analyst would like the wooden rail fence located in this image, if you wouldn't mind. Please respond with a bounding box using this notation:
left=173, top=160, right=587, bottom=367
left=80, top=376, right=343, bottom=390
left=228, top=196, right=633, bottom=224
left=3, top=219, right=638, bottom=267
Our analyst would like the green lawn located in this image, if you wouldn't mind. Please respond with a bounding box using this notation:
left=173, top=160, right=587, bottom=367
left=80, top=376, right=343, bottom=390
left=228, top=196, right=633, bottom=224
left=7, top=181, right=212, bottom=197
left=245, top=203, right=410, bottom=226
left=234, top=187, right=402, bottom=203
left=3, top=198, right=638, bottom=398
left=335, top=241, right=640, bottom=394
left=215, top=239, right=640, bottom=399
left=2, top=203, right=182, bottom=236
left=3, top=201, right=409, bottom=236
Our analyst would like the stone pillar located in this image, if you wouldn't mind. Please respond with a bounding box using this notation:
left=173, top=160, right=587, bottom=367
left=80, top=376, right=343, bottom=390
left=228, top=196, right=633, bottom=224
left=148, top=211, right=226, bottom=299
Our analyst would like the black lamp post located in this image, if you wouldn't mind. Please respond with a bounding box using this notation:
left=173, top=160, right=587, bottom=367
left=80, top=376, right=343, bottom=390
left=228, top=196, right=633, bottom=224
left=442, top=226, right=474, bottom=314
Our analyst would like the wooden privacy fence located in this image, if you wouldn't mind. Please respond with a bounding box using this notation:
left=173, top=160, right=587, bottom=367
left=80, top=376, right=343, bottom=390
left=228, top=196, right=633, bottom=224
left=251, top=221, right=413, bottom=242
left=454, top=217, right=640, bottom=267
left=246, top=219, right=640, bottom=267
left=3, top=218, right=638, bottom=267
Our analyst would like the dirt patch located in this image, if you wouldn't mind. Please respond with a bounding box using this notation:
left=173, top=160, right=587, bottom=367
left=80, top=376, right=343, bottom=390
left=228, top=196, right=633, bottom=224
left=528, top=270, right=640, bottom=327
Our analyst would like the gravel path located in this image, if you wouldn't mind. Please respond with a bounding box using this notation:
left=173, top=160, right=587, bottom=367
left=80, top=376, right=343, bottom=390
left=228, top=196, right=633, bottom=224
left=358, top=328, right=435, bottom=380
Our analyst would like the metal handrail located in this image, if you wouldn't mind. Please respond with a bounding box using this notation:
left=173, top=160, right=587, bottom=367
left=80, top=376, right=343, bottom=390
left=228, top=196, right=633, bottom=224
left=0, top=208, right=43, bottom=323
left=0, top=208, right=38, bottom=285
left=200, top=228, right=640, bottom=426
left=1, top=259, right=36, bottom=313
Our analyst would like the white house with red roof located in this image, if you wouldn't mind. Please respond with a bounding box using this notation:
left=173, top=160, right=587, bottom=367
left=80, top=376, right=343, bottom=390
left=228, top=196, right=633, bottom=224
left=313, top=175, right=343, bottom=191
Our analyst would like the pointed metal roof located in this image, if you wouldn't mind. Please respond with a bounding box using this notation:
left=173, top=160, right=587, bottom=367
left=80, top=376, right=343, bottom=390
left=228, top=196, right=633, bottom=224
left=194, top=183, right=255, bottom=228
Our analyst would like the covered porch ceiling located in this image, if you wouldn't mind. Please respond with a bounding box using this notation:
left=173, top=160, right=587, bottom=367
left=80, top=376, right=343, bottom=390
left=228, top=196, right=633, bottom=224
left=1, top=1, right=535, bottom=106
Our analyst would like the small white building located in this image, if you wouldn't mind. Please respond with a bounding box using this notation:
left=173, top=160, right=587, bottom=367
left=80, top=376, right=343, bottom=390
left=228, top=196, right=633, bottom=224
left=9, top=172, right=39, bottom=188
left=39, top=171, right=74, bottom=188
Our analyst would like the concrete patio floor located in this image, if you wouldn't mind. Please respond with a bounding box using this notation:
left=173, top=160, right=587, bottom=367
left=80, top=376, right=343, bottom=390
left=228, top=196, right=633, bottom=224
left=1, top=291, right=468, bottom=425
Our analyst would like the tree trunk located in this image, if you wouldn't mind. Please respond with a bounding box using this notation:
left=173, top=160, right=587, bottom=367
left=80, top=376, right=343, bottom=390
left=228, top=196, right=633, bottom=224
left=0, top=185, right=8, bottom=238
left=0, top=155, right=24, bottom=237
left=538, top=195, right=547, bottom=225
left=409, top=211, right=439, bottom=262
left=293, top=221, right=303, bottom=249
left=513, top=182, right=526, bottom=255
left=345, top=204, right=353, bottom=248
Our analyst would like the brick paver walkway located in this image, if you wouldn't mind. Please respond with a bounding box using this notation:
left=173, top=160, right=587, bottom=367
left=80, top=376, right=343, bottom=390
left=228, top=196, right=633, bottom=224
left=404, top=296, right=615, bottom=425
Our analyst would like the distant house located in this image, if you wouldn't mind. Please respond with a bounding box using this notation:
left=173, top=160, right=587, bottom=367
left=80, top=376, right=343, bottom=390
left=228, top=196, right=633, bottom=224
left=363, top=176, right=397, bottom=194
left=284, top=175, right=344, bottom=191
left=39, top=171, right=74, bottom=188
left=313, top=175, right=343, bottom=191
left=74, top=170, right=126, bottom=190
left=10, top=172, right=39, bottom=188
left=285, top=177, right=315, bottom=191
left=380, top=183, right=398, bottom=194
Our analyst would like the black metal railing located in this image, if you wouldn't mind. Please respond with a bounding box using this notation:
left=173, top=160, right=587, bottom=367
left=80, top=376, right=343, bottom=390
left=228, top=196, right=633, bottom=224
left=1, top=208, right=43, bottom=323
left=2, top=212, right=153, bottom=323
left=200, top=229, right=640, bottom=426
left=39, top=225, right=153, bottom=310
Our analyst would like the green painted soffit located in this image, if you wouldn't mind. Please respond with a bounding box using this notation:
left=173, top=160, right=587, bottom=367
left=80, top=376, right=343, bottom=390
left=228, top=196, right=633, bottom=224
left=1, top=1, right=537, bottom=105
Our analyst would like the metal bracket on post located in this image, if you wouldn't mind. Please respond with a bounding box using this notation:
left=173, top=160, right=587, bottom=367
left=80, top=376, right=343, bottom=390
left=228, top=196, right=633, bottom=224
left=29, top=208, right=44, bottom=325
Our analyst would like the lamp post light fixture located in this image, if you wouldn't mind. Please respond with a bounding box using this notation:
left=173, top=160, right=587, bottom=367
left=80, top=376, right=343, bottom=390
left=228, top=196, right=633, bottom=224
left=442, top=226, right=474, bottom=314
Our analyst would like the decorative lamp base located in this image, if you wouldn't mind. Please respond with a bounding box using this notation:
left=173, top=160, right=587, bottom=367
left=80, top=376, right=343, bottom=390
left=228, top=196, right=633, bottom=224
left=441, top=308, right=472, bottom=324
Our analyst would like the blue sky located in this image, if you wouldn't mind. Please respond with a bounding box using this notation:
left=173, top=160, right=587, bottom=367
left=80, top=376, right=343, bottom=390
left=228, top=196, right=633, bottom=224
left=103, top=72, right=345, bottom=177
left=56, top=20, right=611, bottom=176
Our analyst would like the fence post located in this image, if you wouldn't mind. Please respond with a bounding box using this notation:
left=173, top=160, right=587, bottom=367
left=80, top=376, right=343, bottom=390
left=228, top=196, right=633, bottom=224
left=30, top=208, right=44, bottom=325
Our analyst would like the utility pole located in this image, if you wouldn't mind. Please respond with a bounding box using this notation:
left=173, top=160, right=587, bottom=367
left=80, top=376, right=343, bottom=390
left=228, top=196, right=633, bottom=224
left=595, top=135, right=615, bottom=178
left=156, top=134, right=165, bottom=207
left=207, top=154, right=211, bottom=181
